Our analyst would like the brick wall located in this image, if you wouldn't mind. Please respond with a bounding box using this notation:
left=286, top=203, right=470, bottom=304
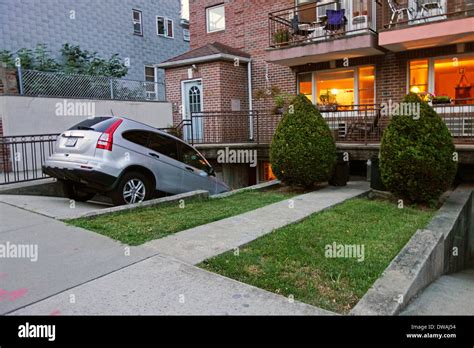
left=188, top=0, right=297, bottom=112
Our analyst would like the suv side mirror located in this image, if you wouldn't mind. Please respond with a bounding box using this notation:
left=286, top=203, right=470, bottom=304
left=208, top=167, right=216, bottom=177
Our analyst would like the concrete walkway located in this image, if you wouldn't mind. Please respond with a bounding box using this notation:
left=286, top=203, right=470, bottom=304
left=401, top=268, right=474, bottom=316
left=2, top=182, right=369, bottom=315
left=144, top=181, right=370, bottom=264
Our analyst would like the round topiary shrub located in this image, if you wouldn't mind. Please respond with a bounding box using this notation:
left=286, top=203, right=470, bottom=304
left=380, top=93, right=457, bottom=203
left=270, top=94, right=336, bottom=187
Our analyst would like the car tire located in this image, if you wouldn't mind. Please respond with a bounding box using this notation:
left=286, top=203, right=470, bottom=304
left=110, top=171, right=153, bottom=206
left=61, top=181, right=96, bottom=202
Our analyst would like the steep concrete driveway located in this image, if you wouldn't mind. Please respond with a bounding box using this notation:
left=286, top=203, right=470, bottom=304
left=0, top=195, right=111, bottom=219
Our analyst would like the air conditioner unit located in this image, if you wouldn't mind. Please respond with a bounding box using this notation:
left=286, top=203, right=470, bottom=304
left=352, top=14, right=368, bottom=31
left=316, top=1, right=337, bottom=22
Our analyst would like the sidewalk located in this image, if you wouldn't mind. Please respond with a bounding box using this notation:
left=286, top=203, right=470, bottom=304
left=401, top=268, right=474, bottom=315
left=3, top=182, right=369, bottom=315
left=0, top=202, right=156, bottom=315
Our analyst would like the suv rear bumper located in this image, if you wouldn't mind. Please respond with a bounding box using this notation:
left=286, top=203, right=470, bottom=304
left=42, top=165, right=117, bottom=191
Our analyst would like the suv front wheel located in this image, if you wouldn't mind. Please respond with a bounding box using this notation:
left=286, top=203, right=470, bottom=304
left=110, top=171, right=152, bottom=206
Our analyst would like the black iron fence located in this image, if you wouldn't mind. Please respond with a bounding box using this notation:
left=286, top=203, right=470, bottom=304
left=0, top=134, right=59, bottom=185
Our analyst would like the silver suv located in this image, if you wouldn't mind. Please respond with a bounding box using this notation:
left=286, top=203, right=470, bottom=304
left=42, top=116, right=229, bottom=205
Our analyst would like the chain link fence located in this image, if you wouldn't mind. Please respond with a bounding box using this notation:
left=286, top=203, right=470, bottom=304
left=19, top=69, right=166, bottom=102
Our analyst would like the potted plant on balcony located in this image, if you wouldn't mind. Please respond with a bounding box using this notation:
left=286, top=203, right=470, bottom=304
left=432, top=95, right=452, bottom=105
left=272, top=93, right=293, bottom=114
left=273, top=29, right=291, bottom=47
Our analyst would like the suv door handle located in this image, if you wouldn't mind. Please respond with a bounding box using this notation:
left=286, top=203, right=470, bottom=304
left=185, top=166, right=194, bottom=172
left=149, top=153, right=160, bottom=159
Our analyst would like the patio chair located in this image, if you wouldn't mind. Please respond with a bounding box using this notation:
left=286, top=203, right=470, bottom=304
left=323, top=9, right=347, bottom=37
left=419, top=0, right=444, bottom=19
left=387, top=0, right=414, bottom=28
left=346, top=107, right=383, bottom=140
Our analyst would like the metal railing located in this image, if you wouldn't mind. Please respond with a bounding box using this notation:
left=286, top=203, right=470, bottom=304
left=269, top=0, right=377, bottom=48
left=162, top=111, right=282, bottom=146
left=320, top=104, right=386, bottom=145
left=382, top=0, right=474, bottom=30
left=162, top=102, right=474, bottom=146
left=18, top=69, right=166, bottom=102
left=0, top=134, right=59, bottom=185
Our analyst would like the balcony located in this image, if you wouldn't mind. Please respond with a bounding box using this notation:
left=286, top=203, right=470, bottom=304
left=266, top=0, right=384, bottom=67
left=163, top=101, right=474, bottom=148
left=379, top=0, right=474, bottom=51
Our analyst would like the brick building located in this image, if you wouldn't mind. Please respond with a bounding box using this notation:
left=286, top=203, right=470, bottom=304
left=160, top=0, right=474, bottom=187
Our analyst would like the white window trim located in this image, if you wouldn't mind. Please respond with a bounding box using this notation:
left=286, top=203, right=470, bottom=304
left=183, top=28, right=190, bottom=42
left=407, top=53, right=474, bottom=95
left=298, top=65, right=376, bottom=106
left=133, top=9, right=143, bottom=36
left=206, top=4, right=226, bottom=33
left=156, top=16, right=174, bottom=38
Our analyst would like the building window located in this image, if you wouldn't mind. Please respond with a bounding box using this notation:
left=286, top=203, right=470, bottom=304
left=183, top=28, right=190, bottom=41
left=409, top=59, right=429, bottom=94
left=145, top=66, right=157, bottom=99
left=298, top=73, right=313, bottom=102
left=358, top=66, right=375, bottom=105
left=157, top=16, right=174, bottom=38
left=260, top=162, right=277, bottom=182
left=133, top=9, right=143, bottom=36
left=206, top=4, right=225, bottom=33
left=409, top=56, right=474, bottom=104
left=300, top=66, right=375, bottom=106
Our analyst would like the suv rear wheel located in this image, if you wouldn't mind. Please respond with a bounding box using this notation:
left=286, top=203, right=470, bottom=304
left=61, top=181, right=96, bottom=202
left=110, top=171, right=153, bottom=206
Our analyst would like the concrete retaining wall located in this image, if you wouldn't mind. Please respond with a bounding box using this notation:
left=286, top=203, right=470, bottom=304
left=0, top=95, right=173, bottom=136
left=351, top=184, right=474, bottom=316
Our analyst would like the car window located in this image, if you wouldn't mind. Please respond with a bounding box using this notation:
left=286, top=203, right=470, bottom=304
left=122, top=130, right=150, bottom=147
left=178, top=142, right=210, bottom=172
left=148, top=132, right=179, bottom=160
left=69, top=117, right=116, bottom=132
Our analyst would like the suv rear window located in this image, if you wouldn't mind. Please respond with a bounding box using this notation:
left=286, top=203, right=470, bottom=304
left=69, top=117, right=116, bottom=132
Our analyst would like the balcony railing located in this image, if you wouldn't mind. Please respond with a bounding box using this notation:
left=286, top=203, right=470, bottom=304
left=162, top=101, right=474, bottom=147
left=382, top=0, right=474, bottom=30
left=269, top=0, right=377, bottom=48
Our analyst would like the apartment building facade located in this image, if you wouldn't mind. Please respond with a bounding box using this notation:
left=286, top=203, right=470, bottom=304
left=160, top=0, right=474, bottom=186
left=0, top=0, right=189, bottom=88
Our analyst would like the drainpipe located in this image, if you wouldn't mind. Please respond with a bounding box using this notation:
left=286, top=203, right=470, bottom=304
left=248, top=59, right=254, bottom=141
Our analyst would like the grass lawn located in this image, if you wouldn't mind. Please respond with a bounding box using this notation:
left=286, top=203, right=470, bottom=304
left=68, top=188, right=295, bottom=246
left=199, top=198, right=435, bottom=314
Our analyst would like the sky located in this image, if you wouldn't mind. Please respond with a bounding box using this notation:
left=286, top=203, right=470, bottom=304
left=181, top=0, right=189, bottom=20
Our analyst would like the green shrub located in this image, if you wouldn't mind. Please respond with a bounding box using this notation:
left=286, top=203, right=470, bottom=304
left=380, top=93, right=457, bottom=203
left=270, top=95, right=336, bottom=187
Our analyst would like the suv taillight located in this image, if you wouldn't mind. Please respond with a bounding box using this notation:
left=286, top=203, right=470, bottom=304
left=96, top=119, right=123, bottom=151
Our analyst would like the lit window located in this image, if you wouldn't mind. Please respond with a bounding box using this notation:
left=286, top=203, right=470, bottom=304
left=409, top=59, right=429, bottom=94
left=358, top=66, right=375, bottom=105
left=435, top=57, right=474, bottom=104
left=317, top=70, right=355, bottom=106
left=207, top=5, right=225, bottom=33
left=133, top=10, right=143, bottom=36
left=157, top=16, right=174, bottom=38
left=298, top=73, right=313, bottom=102
left=261, top=162, right=276, bottom=182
